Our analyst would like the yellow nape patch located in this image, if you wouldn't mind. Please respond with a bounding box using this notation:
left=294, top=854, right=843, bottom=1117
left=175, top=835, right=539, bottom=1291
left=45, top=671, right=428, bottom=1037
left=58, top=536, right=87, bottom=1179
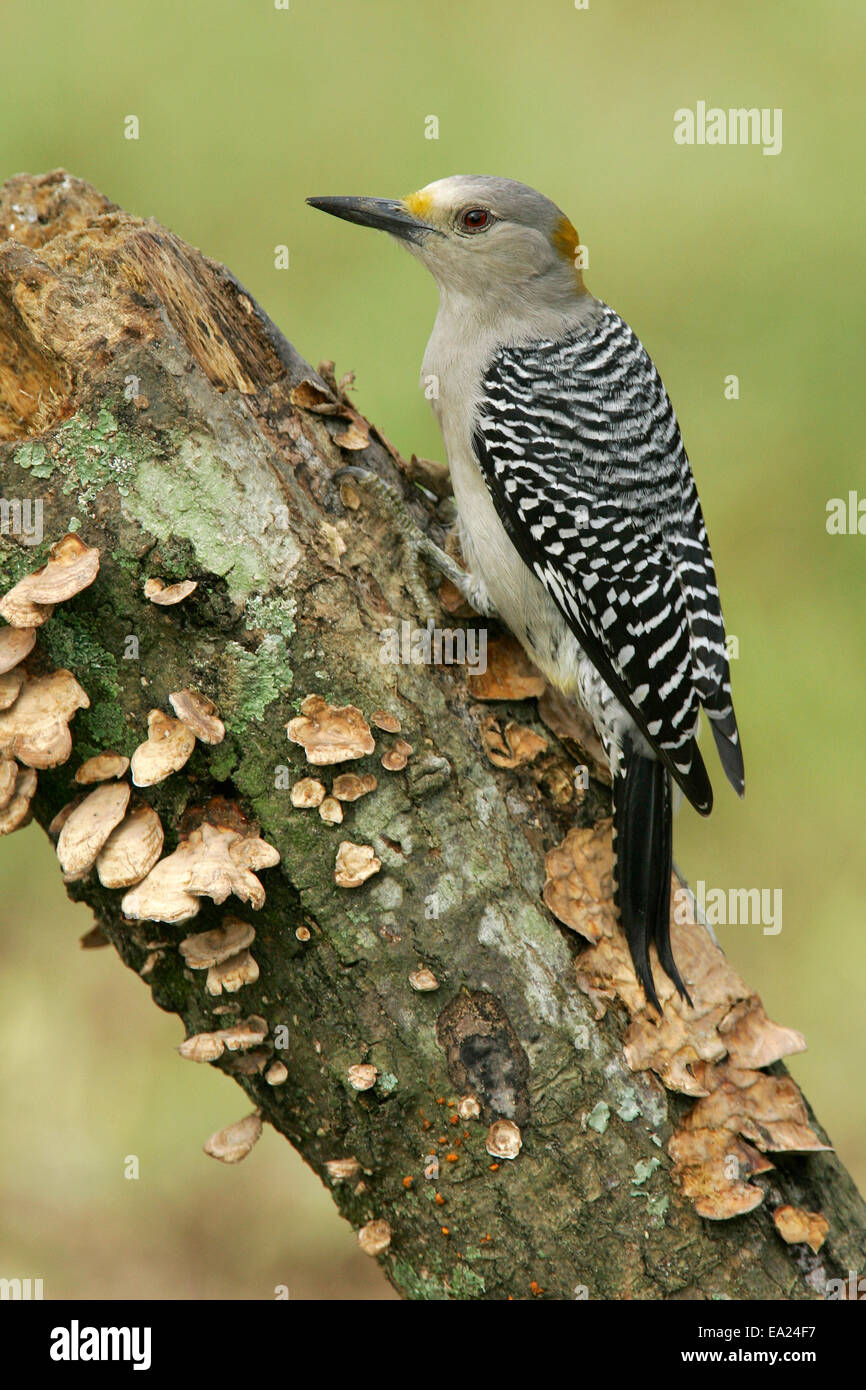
left=551, top=215, right=587, bottom=287
left=403, top=189, right=434, bottom=220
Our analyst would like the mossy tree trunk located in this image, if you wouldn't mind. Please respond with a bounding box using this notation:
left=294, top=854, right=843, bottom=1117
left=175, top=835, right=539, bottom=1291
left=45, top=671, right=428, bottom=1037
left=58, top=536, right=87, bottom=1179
left=1, top=170, right=863, bottom=1301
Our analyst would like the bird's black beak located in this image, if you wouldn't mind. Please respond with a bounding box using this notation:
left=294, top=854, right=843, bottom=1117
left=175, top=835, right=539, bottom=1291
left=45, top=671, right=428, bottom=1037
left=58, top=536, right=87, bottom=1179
left=306, top=195, right=435, bottom=243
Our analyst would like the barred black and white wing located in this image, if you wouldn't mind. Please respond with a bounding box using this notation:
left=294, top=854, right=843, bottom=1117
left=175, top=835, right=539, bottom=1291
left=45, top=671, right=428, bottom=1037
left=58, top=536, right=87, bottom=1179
left=471, top=303, right=744, bottom=814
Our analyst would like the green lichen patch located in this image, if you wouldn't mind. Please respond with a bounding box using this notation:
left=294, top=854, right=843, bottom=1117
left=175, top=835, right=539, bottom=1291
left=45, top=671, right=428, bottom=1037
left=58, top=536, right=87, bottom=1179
left=587, top=1100, right=611, bottom=1134
left=220, top=636, right=293, bottom=732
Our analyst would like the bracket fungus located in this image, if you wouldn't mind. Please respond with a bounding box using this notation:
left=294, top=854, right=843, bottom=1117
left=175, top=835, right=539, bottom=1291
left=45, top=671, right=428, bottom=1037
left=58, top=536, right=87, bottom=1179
left=290, top=777, right=326, bottom=808
left=347, top=1063, right=378, bottom=1091
left=318, top=796, right=343, bottom=825
left=480, top=717, right=548, bottom=770
left=773, top=1204, right=829, bottom=1253
left=144, top=577, right=198, bottom=605
left=409, top=967, right=439, bottom=993
left=177, top=1031, right=227, bottom=1064
left=458, top=1095, right=481, bottom=1121
left=0, top=534, right=99, bottom=628
left=178, top=1016, right=267, bottom=1061
left=0, top=625, right=36, bottom=673
left=334, top=840, right=381, bottom=888
left=371, top=710, right=401, bottom=734
left=325, top=1157, right=362, bottom=1183
left=667, top=1064, right=830, bottom=1219
left=287, top=694, right=375, bottom=765
left=357, top=1219, right=391, bottom=1257
left=468, top=633, right=546, bottom=701
left=0, top=669, right=89, bottom=768
left=381, top=738, right=413, bottom=772
left=331, top=772, right=377, bottom=802
left=130, top=710, right=196, bottom=786
left=56, top=781, right=131, bottom=878
left=543, top=822, right=617, bottom=946
left=0, top=755, right=17, bottom=808
left=179, top=917, right=256, bottom=969
left=265, top=1061, right=288, bottom=1086
left=96, top=803, right=164, bottom=889
left=0, top=764, right=37, bottom=834
left=169, top=689, right=225, bottom=745
left=0, top=670, right=24, bottom=709
left=121, top=825, right=279, bottom=924
left=486, top=1119, right=523, bottom=1160
left=203, top=1112, right=262, bottom=1164
left=205, top=948, right=260, bottom=996
left=74, top=752, right=130, bottom=784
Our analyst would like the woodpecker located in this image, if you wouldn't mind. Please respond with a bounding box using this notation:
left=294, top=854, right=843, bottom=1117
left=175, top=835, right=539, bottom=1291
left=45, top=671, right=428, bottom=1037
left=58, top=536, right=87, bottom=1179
left=308, top=176, right=744, bottom=1011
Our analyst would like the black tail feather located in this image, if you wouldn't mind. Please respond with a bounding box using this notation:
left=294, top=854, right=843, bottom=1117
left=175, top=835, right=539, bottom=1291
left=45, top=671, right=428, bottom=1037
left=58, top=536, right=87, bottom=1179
left=708, top=708, right=745, bottom=799
left=613, top=748, right=692, bottom=1012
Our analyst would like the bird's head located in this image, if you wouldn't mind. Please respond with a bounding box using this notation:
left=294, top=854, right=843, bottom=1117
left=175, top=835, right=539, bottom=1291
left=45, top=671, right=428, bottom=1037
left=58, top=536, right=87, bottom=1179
left=307, top=175, right=587, bottom=309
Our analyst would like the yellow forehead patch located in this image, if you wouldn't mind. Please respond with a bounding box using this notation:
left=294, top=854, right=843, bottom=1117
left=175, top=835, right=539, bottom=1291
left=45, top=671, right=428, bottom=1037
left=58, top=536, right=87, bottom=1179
left=403, top=189, right=434, bottom=220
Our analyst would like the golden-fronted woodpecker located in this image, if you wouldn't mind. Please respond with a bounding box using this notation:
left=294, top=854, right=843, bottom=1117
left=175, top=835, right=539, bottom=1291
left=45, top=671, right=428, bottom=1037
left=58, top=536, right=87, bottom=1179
left=308, top=175, right=744, bottom=1011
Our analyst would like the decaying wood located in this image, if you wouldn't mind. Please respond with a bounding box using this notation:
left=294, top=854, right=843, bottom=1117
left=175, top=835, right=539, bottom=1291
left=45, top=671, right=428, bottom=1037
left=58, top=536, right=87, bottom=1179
left=1, top=169, right=864, bottom=1300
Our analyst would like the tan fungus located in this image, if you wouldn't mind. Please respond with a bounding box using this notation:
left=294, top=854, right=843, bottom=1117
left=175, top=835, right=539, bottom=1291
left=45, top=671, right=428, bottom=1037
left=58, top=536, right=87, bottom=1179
left=357, top=1219, right=391, bottom=1257
left=0, top=755, right=17, bottom=809
left=486, top=1119, right=522, bottom=1160
left=0, top=764, right=37, bottom=834
left=96, top=803, right=164, bottom=889
left=0, top=669, right=89, bottom=768
left=130, top=710, right=196, bottom=786
left=318, top=796, right=343, bottom=824
left=325, top=1157, right=362, bottom=1183
left=290, top=777, right=326, bottom=808
left=203, top=1112, right=262, bottom=1164
left=56, top=780, right=131, bottom=876
left=0, top=534, right=99, bottom=629
left=468, top=633, right=545, bottom=701
left=74, top=752, right=130, bottom=784
left=381, top=738, right=413, bottom=772
left=331, top=772, right=377, bottom=802
left=179, top=917, right=256, bottom=969
left=773, top=1204, right=829, bottom=1253
left=206, top=949, right=260, bottom=996
left=347, top=1063, right=378, bottom=1091
left=0, top=670, right=24, bottom=709
left=169, top=688, right=225, bottom=745
left=334, top=840, right=381, bottom=888
left=287, top=694, right=375, bottom=765
left=0, top=625, right=36, bottom=673
left=144, top=577, right=198, bottom=605
left=480, top=716, right=547, bottom=769
left=370, top=710, right=401, bottom=733
left=409, top=967, right=439, bottom=993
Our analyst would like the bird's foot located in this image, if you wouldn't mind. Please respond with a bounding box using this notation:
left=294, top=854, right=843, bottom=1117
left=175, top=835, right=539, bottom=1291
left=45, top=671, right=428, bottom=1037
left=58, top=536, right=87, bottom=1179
left=336, top=466, right=498, bottom=620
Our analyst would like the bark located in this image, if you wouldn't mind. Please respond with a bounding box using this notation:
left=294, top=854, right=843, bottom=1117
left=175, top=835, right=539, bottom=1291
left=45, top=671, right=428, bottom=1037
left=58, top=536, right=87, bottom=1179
left=1, top=169, right=863, bottom=1301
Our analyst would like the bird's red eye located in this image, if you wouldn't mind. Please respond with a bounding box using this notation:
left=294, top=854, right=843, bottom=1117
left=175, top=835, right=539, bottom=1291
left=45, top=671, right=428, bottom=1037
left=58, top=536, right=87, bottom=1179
left=461, top=207, right=490, bottom=232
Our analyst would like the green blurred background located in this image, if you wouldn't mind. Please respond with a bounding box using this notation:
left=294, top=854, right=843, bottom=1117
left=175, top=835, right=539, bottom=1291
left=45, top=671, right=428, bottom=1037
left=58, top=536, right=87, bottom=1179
left=1, top=0, right=863, bottom=1299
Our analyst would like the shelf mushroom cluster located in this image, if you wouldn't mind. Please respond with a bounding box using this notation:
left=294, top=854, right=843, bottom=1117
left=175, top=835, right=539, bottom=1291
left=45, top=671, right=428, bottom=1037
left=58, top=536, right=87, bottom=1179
left=0, top=534, right=283, bottom=1169
left=286, top=695, right=413, bottom=887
